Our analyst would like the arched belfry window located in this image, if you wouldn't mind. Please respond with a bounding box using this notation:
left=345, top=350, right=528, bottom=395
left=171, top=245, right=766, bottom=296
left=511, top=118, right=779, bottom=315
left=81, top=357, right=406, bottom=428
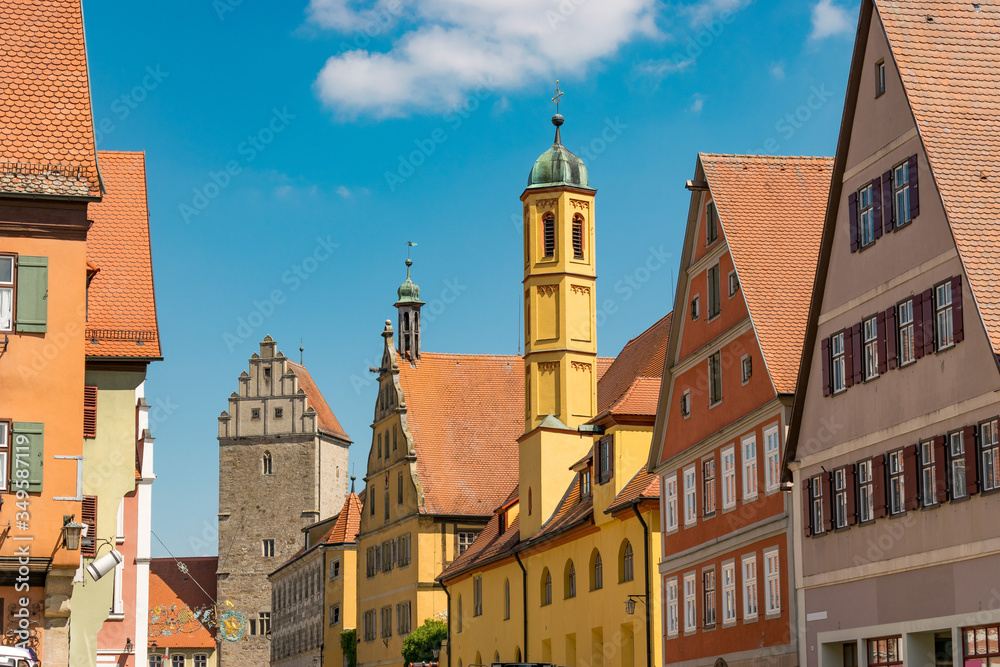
left=262, top=451, right=273, bottom=475
left=542, top=213, right=556, bottom=258
left=572, top=214, right=585, bottom=259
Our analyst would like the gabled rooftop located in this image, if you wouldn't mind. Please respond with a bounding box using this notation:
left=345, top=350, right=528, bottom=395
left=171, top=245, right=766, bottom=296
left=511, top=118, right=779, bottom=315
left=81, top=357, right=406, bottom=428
left=287, top=360, right=351, bottom=441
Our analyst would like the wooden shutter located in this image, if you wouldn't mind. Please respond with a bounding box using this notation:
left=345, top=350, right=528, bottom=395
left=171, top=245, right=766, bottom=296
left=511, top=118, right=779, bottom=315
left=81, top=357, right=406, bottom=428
left=15, top=256, right=47, bottom=333
left=952, top=276, right=964, bottom=343
left=933, top=436, right=947, bottom=502
left=872, top=455, right=887, bottom=519
left=821, top=338, right=831, bottom=397
left=845, top=464, right=857, bottom=526
left=83, top=386, right=98, bottom=438
left=885, top=306, right=898, bottom=370
left=607, top=436, right=615, bottom=481
left=882, top=170, right=894, bottom=233
left=914, top=292, right=925, bottom=360
left=81, top=495, right=98, bottom=557
left=877, top=311, right=888, bottom=375
left=851, top=323, right=863, bottom=385
left=964, top=425, right=979, bottom=495
left=802, top=483, right=812, bottom=538
left=921, top=288, right=935, bottom=355
left=872, top=177, right=883, bottom=239
left=903, top=444, right=919, bottom=510
left=844, top=327, right=855, bottom=388
left=848, top=192, right=859, bottom=252
left=12, top=422, right=43, bottom=493
left=821, top=473, right=834, bottom=532
left=908, top=154, right=920, bottom=219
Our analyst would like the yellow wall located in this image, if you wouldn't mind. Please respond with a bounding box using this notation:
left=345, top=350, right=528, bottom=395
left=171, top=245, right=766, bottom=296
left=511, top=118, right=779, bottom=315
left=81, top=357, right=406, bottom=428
left=518, top=428, right=592, bottom=540
left=324, top=544, right=357, bottom=667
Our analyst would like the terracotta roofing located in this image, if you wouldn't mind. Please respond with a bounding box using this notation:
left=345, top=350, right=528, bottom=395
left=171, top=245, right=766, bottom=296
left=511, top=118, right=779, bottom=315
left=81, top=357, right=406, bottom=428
left=85, top=152, right=161, bottom=359
left=148, top=557, right=218, bottom=648
left=438, top=500, right=523, bottom=581
left=526, top=472, right=593, bottom=544
left=287, top=360, right=351, bottom=441
left=398, top=353, right=523, bottom=516
left=324, top=492, right=362, bottom=545
left=877, top=1, right=1000, bottom=354
left=606, top=468, right=661, bottom=515
left=0, top=0, right=100, bottom=197
left=605, top=376, right=663, bottom=418
left=701, top=154, right=832, bottom=393
left=596, top=313, right=672, bottom=412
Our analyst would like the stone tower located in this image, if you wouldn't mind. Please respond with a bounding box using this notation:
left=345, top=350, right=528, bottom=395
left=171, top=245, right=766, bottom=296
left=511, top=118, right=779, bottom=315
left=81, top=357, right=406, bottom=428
left=216, top=336, right=351, bottom=665
left=519, top=112, right=599, bottom=539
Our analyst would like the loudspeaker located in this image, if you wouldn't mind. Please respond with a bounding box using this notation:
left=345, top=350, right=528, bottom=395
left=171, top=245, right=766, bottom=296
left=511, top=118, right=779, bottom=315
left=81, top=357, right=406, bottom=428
left=87, top=549, right=123, bottom=581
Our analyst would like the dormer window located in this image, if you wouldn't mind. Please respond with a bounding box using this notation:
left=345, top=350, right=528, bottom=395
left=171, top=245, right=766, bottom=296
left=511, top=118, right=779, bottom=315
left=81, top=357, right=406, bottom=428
left=542, top=213, right=556, bottom=258
left=581, top=469, right=592, bottom=497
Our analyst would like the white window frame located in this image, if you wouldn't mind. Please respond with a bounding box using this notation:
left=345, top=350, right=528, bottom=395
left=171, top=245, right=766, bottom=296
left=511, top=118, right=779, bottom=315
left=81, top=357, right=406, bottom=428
left=898, top=299, right=915, bottom=366
left=193, top=656, right=208, bottom=667
left=893, top=159, right=911, bottom=226
left=831, top=331, right=846, bottom=393
left=664, top=474, right=678, bottom=533
left=864, top=316, right=879, bottom=380
left=764, top=426, right=780, bottom=493
left=858, top=459, right=875, bottom=522
left=683, top=465, right=697, bottom=526
left=115, top=498, right=125, bottom=544
left=680, top=389, right=691, bottom=418
left=888, top=450, right=905, bottom=515
left=834, top=467, right=848, bottom=529
left=683, top=572, right=697, bottom=633
left=722, top=446, right=736, bottom=510
left=702, top=567, right=716, bottom=627
left=457, top=531, right=476, bottom=556
left=811, top=475, right=825, bottom=535
left=0, top=422, right=8, bottom=492
left=722, top=561, right=736, bottom=625
left=329, top=557, right=341, bottom=581
left=666, top=577, right=679, bottom=637
left=741, top=354, right=752, bottom=385
left=936, top=281, right=954, bottom=350
left=764, top=549, right=780, bottom=615
left=331, top=603, right=341, bottom=626
left=0, top=254, right=13, bottom=333
left=742, top=435, right=758, bottom=501
left=859, top=182, right=875, bottom=247
left=728, top=270, right=740, bottom=297
left=950, top=431, right=967, bottom=499
left=741, top=554, right=758, bottom=621
left=920, top=440, right=936, bottom=507
left=171, top=656, right=185, bottom=667
left=702, top=457, right=716, bottom=517
left=982, top=418, right=1000, bottom=492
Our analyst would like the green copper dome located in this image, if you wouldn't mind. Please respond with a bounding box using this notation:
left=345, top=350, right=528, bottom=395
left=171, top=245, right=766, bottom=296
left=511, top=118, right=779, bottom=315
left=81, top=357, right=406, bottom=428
left=526, top=114, right=592, bottom=190
left=396, top=259, right=422, bottom=304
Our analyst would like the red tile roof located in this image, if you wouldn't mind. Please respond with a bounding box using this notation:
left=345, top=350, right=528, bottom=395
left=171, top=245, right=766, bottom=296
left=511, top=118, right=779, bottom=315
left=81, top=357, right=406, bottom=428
left=606, top=468, right=661, bottom=515
left=877, top=1, right=1000, bottom=354
left=85, top=152, right=161, bottom=359
left=596, top=313, right=671, bottom=412
left=438, top=488, right=523, bottom=580
left=701, top=154, right=832, bottom=393
left=399, top=353, right=524, bottom=517
left=606, top=376, right=663, bottom=418
left=287, top=360, right=351, bottom=441
left=148, top=557, right=218, bottom=648
left=0, top=0, right=100, bottom=197
left=324, top=492, right=362, bottom=545
left=527, top=473, right=593, bottom=544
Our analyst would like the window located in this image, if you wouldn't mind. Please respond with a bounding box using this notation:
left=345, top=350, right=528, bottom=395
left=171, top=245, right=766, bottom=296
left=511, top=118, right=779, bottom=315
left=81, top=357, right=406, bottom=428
left=620, top=542, right=634, bottom=583
left=811, top=475, right=825, bottom=535
left=457, top=531, right=476, bottom=556
left=366, top=547, right=376, bottom=577
left=741, top=355, right=752, bottom=384
left=397, top=601, right=412, bottom=635
left=703, top=458, right=716, bottom=516
left=572, top=215, right=585, bottom=259
left=834, top=468, right=848, bottom=529
left=844, top=643, right=859, bottom=667
left=742, top=555, right=758, bottom=620
left=381, top=539, right=394, bottom=572
left=398, top=472, right=403, bottom=505
left=858, top=459, right=875, bottom=522
left=764, top=427, right=780, bottom=492
left=251, top=408, right=261, bottom=420
left=831, top=332, right=846, bottom=393
left=709, top=352, right=722, bottom=405
left=330, top=557, right=341, bottom=580
left=385, top=429, right=390, bottom=459
left=542, top=569, right=552, bottom=606
left=666, top=578, right=679, bottom=637
left=691, top=295, right=700, bottom=320
left=665, top=474, right=678, bottom=531
left=950, top=431, right=967, bottom=499
left=330, top=603, right=341, bottom=626
left=963, top=625, right=1000, bottom=663
left=683, top=465, right=697, bottom=525
left=381, top=605, right=393, bottom=638
left=149, top=657, right=162, bottom=667
left=742, top=436, right=758, bottom=500
left=597, top=435, right=614, bottom=484
left=888, top=450, right=905, bottom=514
left=542, top=213, right=555, bottom=258
left=377, top=433, right=382, bottom=459
left=706, top=201, right=718, bottom=245
left=729, top=270, right=740, bottom=297
left=171, top=657, right=185, bottom=667
left=274, top=407, right=283, bottom=419
left=875, top=59, right=886, bottom=97
left=384, top=492, right=390, bottom=520
left=393, top=425, right=398, bottom=451
left=591, top=551, right=603, bottom=590
left=262, top=451, right=272, bottom=475
left=457, top=597, right=462, bottom=633
left=893, top=160, right=911, bottom=226
left=864, top=316, right=879, bottom=380
left=867, top=636, right=903, bottom=666
left=370, top=491, right=375, bottom=516
left=0, top=255, right=12, bottom=331
left=722, top=562, right=736, bottom=624
left=764, top=550, right=780, bottom=615
left=397, top=533, right=412, bottom=567
left=473, top=575, right=483, bottom=616
left=722, top=447, right=736, bottom=510
left=194, top=658, right=207, bottom=667
left=936, top=281, right=954, bottom=349
left=504, top=578, right=511, bottom=620
left=363, top=609, right=377, bottom=641
left=566, top=561, right=577, bottom=598
left=683, top=573, right=697, bottom=633
left=258, top=611, right=271, bottom=635
left=898, top=299, right=915, bottom=365
left=581, top=469, right=591, bottom=496
left=680, top=390, right=691, bottom=417
left=982, top=418, right=1000, bottom=492
left=858, top=183, right=875, bottom=247
left=920, top=440, right=937, bottom=506
left=0, top=422, right=8, bottom=492
left=703, top=569, right=716, bottom=627
left=262, top=539, right=275, bottom=558
left=707, top=265, right=721, bottom=319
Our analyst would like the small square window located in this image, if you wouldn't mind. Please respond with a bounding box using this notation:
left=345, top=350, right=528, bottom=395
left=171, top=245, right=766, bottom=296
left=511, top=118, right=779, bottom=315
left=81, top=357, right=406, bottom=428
left=728, top=271, right=740, bottom=297
left=680, top=390, right=691, bottom=417
left=741, top=355, right=752, bottom=384
left=251, top=408, right=261, bottom=420
left=263, top=367, right=271, bottom=380
left=262, top=539, right=275, bottom=557
left=875, top=60, right=886, bottom=97
left=274, top=407, right=283, bottom=419
left=691, top=295, right=701, bottom=320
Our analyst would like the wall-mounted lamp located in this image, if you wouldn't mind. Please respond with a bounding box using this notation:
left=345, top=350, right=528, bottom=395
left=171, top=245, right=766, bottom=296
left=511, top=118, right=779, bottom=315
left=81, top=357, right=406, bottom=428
left=0, top=334, right=9, bottom=356
left=624, top=594, right=647, bottom=615
left=62, top=515, right=85, bottom=551
left=125, top=638, right=133, bottom=654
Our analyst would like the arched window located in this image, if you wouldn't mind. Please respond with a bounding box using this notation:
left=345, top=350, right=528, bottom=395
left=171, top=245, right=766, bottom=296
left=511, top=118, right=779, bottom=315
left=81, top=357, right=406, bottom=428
left=541, top=568, right=552, bottom=606
left=377, top=434, right=382, bottom=459
left=528, top=488, right=532, bottom=516
left=384, top=429, right=390, bottom=459
left=262, top=451, right=273, bottom=475
left=384, top=492, right=389, bottom=520
left=590, top=549, right=603, bottom=591
left=494, top=652, right=501, bottom=664
left=515, top=647, right=522, bottom=662
left=475, top=652, right=482, bottom=666
left=565, top=560, right=576, bottom=599
left=542, top=213, right=556, bottom=258
left=620, top=540, right=634, bottom=582
left=458, top=596, right=463, bottom=633
left=393, top=426, right=398, bottom=451
left=572, top=214, right=585, bottom=259
left=504, top=578, right=511, bottom=620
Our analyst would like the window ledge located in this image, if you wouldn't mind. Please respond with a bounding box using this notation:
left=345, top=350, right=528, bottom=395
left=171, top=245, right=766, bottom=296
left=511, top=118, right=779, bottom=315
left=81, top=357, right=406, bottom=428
left=722, top=504, right=737, bottom=514
left=107, top=613, right=125, bottom=621
left=743, top=615, right=759, bottom=625
left=765, top=611, right=781, bottom=620
left=709, top=400, right=722, bottom=410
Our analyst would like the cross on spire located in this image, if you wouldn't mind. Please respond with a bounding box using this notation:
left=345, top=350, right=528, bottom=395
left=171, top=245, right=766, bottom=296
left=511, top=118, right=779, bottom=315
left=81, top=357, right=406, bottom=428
left=551, top=80, right=564, bottom=114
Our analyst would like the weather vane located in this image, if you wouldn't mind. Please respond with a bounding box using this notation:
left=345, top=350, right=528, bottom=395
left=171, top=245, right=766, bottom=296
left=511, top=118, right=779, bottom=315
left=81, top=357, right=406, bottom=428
left=406, top=240, right=417, bottom=260
left=552, top=80, right=564, bottom=114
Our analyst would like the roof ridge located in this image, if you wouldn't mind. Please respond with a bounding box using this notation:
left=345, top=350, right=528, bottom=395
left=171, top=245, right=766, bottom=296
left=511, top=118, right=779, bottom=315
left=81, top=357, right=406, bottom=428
left=700, top=152, right=834, bottom=162
left=619, top=312, right=672, bottom=350
left=417, top=352, right=523, bottom=360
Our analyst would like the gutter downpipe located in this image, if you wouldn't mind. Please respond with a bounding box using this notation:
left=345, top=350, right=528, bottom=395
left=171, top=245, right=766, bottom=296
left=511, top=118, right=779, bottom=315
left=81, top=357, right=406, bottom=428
left=632, top=503, right=653, bottom=667
left=441, top=581, right=452, bottom=667
left=514, top=551, right=528, bottom=661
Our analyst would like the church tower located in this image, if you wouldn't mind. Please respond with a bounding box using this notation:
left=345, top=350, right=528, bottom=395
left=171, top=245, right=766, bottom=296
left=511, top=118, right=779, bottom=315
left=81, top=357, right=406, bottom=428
left=519, top=105, right=599, bottom=539
left=394, top=258, right=423, bottom=363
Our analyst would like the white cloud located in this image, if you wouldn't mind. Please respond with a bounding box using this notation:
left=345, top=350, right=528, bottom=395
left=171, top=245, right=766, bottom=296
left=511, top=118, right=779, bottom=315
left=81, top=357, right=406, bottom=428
left=809, top=0, right=854, bottom=41
left=689, top=94, right=705, bottom=113
left=336, top=185, right=352, bottom=198
left=770, top=61, right=785, bottom=80
left=684, top=0, right=752, bottom=27
left=310, top=0, right=660, bottom=118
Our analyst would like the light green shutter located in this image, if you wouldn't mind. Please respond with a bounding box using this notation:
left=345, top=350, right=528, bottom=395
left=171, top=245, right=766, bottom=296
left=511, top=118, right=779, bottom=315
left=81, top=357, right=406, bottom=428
left=15, top=256, right=47, bottom=333
left=12, top=422, right=43, bottom=493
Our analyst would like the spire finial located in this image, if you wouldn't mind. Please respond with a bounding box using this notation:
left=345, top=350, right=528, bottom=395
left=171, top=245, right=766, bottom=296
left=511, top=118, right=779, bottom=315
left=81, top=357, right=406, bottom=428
left=299, top=339, right=303, bottom=364
left=551, top=80, right=564, bottom=115
left=550, top=80, right=565, bottom=144
left=350, top=474, right=356, bottom=494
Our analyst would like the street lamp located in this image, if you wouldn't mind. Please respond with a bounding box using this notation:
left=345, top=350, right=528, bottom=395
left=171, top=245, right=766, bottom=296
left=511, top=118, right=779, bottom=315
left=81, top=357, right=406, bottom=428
left=125, top=638, right=133, bottom=654
left=62, top=515, right=85, bottom=551
left=624, top=594, right=646, bottom=615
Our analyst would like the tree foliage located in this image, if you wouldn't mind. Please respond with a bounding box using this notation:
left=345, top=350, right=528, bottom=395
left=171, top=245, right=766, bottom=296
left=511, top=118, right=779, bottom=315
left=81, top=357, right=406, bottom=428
left=401, top=618, right=448, bottom=666
left=341, top=629, right=358, bottom=667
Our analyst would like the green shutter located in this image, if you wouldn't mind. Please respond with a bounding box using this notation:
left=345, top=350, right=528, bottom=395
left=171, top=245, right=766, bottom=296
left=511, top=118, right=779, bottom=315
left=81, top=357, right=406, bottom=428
left=12, top=422, right=43, bottom=493
left=15, top=256, right=47, bottom=333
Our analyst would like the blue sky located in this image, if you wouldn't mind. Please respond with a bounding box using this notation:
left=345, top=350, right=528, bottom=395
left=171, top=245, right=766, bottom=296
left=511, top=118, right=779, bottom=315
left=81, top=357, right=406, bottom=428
left=81, top=0, right=859, bottom=557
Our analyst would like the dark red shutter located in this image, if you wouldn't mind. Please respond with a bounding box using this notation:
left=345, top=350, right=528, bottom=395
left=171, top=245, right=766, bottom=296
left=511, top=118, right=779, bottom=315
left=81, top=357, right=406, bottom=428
left=83, top=385, right=98, bottom=438
left=877, top=311, right=888, bottom=375
left=844, top=327, right=855, bottom=388
left=852, top=323, right=863, bottom=385
left=848, top=192, right=859, bottom=252
left=802, top=483, right=812, bottom=538
left=872, top=455, right=887, bottom=519
left=821, top=338, right=831, bottom=397
left=885, top=306, right=898, bottom=370
left=872, top=177, right=883, bottom=239
left=822, top=473, right=834, bottom=532
left=81, top=495, right=98, bottom=558
left=608, top=436, right=615, bottom=480
left=903, top=444, right=919, bottom=510
left=845, top=464, right=857, bottom=525
left=908, top=154, right=920, bottom=219
left=914, top=293, right=926, bottom=360
left=921, top=288, right=935, bottom=355
left=882, top=170, right=894, bottom=233
left=952, top=276, right=964, bottom=343
left=965, top=425, right=979, bottom=495
left=933, top=436, right=947, bottom=502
